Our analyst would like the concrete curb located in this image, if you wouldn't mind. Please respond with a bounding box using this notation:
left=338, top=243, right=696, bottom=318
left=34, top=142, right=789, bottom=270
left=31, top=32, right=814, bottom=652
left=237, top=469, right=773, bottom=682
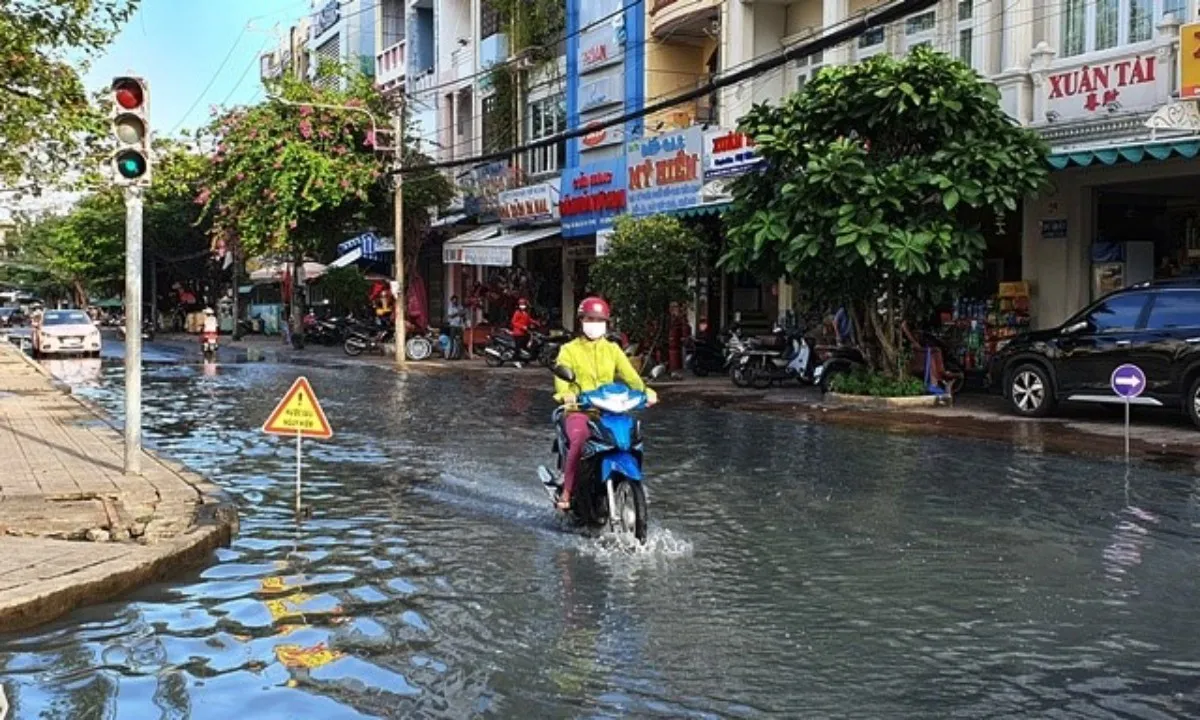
left=0, top=345, right=239, bottom=632
left=826, top=392, right=951, bottom=409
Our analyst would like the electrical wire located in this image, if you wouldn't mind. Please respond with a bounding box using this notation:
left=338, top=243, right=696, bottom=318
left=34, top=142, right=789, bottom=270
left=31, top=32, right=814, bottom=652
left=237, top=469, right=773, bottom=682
left=168, top=25, right=249, bottom=134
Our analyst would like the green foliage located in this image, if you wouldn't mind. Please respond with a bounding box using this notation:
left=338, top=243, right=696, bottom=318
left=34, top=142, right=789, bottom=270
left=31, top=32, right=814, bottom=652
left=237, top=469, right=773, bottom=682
left=197, top=67, right=453, bottom=267
left=723, top=48, right=1048, bottom=375
left=481, top=0, right=563, bottom=153
left=591, top=215, right=702, bottom=349
left=11, top=192, right=125, bottom=306
left=830, top=369, right=926, bottom=397
left=0, top=1, right=139, bottom=188
left=322, top=266, right=371, bottom=314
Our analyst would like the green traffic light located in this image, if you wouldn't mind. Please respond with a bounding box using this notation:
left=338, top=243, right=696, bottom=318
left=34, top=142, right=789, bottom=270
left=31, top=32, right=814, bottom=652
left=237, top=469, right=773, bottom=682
left=115, top=150, right=146, bottom=180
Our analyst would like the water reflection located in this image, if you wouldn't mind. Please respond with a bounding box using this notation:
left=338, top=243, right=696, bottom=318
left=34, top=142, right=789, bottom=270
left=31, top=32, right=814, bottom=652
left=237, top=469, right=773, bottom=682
left=0, top=360, right=1198, bottom=718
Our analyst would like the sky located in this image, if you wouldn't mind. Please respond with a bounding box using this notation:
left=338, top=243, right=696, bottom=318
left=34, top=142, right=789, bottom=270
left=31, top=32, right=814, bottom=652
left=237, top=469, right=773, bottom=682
left=83, top=0, right=315, bottom=138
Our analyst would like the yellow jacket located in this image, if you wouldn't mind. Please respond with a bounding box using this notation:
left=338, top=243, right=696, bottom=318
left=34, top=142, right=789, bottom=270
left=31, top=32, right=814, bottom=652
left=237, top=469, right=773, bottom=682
left=553, top=337, right=658, bottom=404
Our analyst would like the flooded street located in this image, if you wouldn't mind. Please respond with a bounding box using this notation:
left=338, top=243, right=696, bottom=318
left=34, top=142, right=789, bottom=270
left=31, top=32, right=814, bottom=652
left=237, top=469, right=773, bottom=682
left=2, top=354, right=1200, bottom=718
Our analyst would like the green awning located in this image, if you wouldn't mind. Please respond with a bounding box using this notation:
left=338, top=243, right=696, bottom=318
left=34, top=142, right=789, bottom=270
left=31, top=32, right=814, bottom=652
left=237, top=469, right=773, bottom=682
left=665, top=202, right=731, bottom=218
left=92, top=297, right=122, bottom=308
left=1048, top=139, right=1200, bottom=169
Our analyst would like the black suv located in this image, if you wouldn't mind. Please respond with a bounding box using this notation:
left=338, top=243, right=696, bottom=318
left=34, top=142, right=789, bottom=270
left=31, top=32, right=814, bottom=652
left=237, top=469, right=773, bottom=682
left=990, top=280, right=1200, bottom=427
left=0, top=307, right=26, bottom=328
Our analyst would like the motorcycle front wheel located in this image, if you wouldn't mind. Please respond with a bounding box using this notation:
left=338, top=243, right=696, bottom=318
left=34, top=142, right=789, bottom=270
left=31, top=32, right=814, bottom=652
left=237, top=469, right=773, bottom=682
left=343, top=336, right=366, bottom=356
left=484, top=348, right=504, bottom=367
left=731, top=363, right=753, bottom=388
left=406, top=336, right=433, bottom=361
left=611, top=479, right=648, bottom=543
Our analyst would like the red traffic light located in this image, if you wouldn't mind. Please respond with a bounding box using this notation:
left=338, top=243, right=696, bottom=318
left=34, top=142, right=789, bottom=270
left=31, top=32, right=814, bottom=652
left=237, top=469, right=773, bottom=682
left=113, top=78, right=144, bottom=110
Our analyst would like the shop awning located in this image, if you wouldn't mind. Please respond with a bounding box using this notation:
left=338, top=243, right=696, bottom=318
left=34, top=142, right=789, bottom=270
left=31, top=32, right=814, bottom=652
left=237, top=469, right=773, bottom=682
left=443, top=225, right=560, bottom=267
left=328, top=247, right=363, bottom=269
left=431, top=213, right=468, bottom=227
left=1048, top=138, right=1200, bottom=169
left=667, top=202, right=731, bottom=218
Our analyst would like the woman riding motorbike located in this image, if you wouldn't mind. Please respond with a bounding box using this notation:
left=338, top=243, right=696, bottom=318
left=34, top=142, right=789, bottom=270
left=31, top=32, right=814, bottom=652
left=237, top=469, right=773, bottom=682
left=552, top=297, right=657, bottom=511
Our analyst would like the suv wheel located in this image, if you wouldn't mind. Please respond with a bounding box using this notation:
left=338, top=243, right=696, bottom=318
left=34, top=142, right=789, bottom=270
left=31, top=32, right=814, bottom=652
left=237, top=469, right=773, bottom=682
left=1008, top=364, right=1054, bottom=417
left=1186, top=377, right=1200, bottom=429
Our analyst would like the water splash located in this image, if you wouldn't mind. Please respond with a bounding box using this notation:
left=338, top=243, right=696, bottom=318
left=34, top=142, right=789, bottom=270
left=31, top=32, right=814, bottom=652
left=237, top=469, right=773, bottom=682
left=583, top=526, right=694, bottom=561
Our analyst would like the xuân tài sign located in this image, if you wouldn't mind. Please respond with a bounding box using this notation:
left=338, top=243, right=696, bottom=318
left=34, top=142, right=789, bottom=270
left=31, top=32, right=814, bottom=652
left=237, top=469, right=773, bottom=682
left=1182, top=22, right=1200, bottom=100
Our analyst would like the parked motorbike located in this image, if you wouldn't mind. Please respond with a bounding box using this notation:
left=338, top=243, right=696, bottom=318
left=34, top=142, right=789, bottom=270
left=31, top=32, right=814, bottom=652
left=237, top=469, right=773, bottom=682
left=116, top=319, right=155, bottom=342
left=537, top=364, right=652, bottom=543
left=343, top=321, right=393, bottom=356
left=484, top=327, right=551, bottom=367
left=685, top=324, right=745, bottom=377
left=201, top=331, right=219, bottom=360
left=730, top=326, right=812, bottom=388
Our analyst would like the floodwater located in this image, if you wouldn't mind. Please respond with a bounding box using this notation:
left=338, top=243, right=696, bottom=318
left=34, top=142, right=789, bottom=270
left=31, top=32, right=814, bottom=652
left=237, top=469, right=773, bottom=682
left=2, top=353, right=1200, bottom=719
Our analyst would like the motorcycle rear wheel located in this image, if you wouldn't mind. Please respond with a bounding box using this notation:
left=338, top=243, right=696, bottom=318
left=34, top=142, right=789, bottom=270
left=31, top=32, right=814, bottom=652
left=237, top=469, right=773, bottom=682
left=406, top=336, right=433, bottom=361
left=343, top=337, right=366, bottom=356
left=611, top=479, right=648, bottom=543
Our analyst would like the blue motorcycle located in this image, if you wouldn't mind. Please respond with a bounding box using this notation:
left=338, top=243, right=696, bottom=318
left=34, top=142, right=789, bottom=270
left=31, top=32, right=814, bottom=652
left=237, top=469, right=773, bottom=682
left=538, top=366, right=650, bottom=543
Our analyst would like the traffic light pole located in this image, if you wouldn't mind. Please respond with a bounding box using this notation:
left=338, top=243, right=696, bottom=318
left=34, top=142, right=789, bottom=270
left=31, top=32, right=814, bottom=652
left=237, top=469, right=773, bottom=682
left=393, top=110, right=406, bottom=368
left=123, top=187, right=143, bottom=475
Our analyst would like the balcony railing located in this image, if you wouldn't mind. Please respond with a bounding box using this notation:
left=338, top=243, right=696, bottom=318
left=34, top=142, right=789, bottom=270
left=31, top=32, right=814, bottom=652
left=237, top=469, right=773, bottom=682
left=452, top=46, right=475, bottom=81
left=375, top=39, right=406, bottom=92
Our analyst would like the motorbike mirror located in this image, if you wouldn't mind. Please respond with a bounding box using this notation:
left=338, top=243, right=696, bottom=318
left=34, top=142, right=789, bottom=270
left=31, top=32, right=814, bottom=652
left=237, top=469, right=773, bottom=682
left=552, top=365, right=576, bottom=382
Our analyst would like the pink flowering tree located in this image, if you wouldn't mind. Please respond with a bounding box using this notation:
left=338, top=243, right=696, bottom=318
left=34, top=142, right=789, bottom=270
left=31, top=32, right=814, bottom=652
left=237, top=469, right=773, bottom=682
left=197, top=67, right=452, bottom=264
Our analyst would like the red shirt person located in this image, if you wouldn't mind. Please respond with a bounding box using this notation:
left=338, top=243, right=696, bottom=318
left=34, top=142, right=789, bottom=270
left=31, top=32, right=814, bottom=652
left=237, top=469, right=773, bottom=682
left=510, top=298, right=534, bottom=351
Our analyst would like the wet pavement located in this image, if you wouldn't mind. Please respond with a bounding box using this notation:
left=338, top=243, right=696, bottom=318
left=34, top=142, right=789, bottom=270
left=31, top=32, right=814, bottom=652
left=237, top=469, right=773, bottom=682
left=1, top=347, right=1199, bottom=718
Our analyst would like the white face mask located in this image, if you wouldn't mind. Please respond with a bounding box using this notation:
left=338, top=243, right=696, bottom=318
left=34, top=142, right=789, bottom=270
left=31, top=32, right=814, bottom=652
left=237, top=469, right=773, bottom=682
left=582, top=321, right=607, bottom=340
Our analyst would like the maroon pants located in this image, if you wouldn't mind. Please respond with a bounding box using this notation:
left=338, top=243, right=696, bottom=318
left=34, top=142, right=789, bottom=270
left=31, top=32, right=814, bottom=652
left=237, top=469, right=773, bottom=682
left=561, top=412, right=591, bottom=499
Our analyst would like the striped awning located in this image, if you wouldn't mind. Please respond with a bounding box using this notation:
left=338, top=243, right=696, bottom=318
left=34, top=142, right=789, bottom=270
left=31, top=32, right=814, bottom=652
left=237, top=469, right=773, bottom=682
left=1048, top=139, right=1200, bottom=169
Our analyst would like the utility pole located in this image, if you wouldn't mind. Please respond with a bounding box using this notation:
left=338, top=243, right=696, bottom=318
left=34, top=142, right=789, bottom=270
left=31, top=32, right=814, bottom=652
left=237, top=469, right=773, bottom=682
left=124, top=187, right=143, bottom=475
left=393, top=108, right=406, bottom=368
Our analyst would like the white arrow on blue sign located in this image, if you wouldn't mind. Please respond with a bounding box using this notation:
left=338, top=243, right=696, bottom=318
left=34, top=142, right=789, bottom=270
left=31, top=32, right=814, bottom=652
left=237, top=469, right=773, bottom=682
left=1110, top=363, right=1146, bottom=399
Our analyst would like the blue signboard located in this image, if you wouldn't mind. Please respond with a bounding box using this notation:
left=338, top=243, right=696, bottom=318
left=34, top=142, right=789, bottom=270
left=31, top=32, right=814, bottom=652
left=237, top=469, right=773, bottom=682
left=626, top=125, right=704, bottom=216
left=559, top=158, right=627, bottom=237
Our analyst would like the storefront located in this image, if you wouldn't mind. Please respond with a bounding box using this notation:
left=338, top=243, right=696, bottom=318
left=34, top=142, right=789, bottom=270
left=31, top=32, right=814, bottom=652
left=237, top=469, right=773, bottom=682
left=442, top=179, right=565, bottom=328
left=560, top=159, right=627, bottom=329
left=1021, top=32, right=1200, bottom=330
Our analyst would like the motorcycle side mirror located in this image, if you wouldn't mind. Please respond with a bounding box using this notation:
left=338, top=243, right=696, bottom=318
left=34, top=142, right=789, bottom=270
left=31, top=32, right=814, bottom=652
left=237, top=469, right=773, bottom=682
left=552, top=365, right=576, bottom=382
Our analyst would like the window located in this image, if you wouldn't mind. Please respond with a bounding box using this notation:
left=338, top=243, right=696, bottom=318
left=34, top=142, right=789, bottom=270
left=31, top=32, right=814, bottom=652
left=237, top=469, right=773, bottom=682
left=1146, top=291, right=1200, bottom=330
left=795, top=51, right=825, bottom=90
left=481, top=0, right=501, bottom=39
left=958, top=0, right=977, bottom=68
left=905, top=10, right=936, bottom=52
left=856, top=27, right=886, bottom=60
left=526, top=94, right=565, bottom=177
left=1084, top=293, right=1148, bottom=333
left=1061, top=0, right=1176, bottom=57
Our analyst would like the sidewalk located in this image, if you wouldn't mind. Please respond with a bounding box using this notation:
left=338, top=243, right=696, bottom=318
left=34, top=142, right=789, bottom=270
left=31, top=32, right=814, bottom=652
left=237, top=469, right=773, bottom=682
left=0, top=344, right=237, bottom=631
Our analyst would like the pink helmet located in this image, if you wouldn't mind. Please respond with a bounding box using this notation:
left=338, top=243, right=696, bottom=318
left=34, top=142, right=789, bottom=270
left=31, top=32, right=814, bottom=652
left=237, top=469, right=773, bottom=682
left=577, top=296, right=610, bottom=320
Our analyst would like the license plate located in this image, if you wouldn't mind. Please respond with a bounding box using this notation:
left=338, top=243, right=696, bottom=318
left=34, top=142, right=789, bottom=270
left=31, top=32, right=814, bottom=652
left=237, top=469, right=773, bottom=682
left=62, top=337, right=81, bottom=346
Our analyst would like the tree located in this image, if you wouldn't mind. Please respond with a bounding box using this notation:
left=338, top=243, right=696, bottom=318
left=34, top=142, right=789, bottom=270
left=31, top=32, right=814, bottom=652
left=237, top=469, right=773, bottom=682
left=0, top=1, right=139, bottom=188
left=590, top=215, right=702, bottom=358
left=722, top=48, right=1048, bottom=376
left=197, top=66, right=453, bottom=265
left=322, top=265, right=370, bottom=314
left=11, top=192, right=124, bottom=307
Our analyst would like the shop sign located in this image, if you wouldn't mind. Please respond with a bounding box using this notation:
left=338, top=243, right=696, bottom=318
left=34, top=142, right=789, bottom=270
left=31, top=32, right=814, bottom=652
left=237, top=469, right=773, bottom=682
left=462, top=161, right=524, bottom=221
left=498, top=181, right=558, bottom=225
left=580, top=120, right=624, bottom=151
left=1044, top=54, right=1159, bottom=121
left=702, top=129, right=762, bottom=179
left=579, top=68, right=623, bottom=113
left=1040, top=218, right=1068, bottom=240
left=312, top=0, right=340, bottom=37
left=578, top=20, right=625, bottom=73
left=626, top=125, right=704, bottom=216
left=560, top=159, right=627, bottom=237
left=1181, top=22, right=1200, bottom=99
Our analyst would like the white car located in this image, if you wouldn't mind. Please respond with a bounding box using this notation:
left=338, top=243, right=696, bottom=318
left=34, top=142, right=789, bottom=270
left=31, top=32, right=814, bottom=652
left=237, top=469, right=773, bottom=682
left=33, top=309, right=102, bottom=358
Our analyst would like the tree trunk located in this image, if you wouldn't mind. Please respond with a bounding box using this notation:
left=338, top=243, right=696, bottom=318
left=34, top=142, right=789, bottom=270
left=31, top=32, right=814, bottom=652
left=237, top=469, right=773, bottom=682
left=73, top=280, right=87, bottom=310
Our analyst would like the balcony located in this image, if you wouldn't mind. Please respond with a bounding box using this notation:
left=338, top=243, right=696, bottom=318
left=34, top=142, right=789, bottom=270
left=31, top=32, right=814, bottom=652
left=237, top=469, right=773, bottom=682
left=453, top=46, right=475, bottom=80
left=375, top=39, right=406, bottom=93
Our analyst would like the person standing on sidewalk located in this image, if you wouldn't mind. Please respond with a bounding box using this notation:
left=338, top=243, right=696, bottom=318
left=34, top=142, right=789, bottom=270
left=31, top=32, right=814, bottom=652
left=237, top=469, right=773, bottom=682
left=446, top=295, right=465, bottom=360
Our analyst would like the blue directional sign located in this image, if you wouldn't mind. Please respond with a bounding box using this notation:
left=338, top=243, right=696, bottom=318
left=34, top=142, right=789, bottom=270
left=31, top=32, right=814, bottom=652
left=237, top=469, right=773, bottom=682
left=1111, top=363, right=1146, bottom=398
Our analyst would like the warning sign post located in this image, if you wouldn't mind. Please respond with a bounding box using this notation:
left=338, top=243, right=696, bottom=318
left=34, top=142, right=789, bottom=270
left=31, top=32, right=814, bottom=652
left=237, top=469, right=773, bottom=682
left=262, top=377, right=333, bottom=515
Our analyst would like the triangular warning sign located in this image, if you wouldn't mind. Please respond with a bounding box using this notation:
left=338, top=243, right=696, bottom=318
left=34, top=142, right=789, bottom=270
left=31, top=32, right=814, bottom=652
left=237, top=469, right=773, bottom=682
left=262, top=376, right=333, bottom=439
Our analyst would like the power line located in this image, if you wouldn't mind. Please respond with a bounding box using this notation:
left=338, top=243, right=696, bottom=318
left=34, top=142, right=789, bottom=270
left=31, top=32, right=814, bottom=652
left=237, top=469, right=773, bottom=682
left=397, top=0, right=940, bottom=174
left=168, top=26, right=249, bottom=134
